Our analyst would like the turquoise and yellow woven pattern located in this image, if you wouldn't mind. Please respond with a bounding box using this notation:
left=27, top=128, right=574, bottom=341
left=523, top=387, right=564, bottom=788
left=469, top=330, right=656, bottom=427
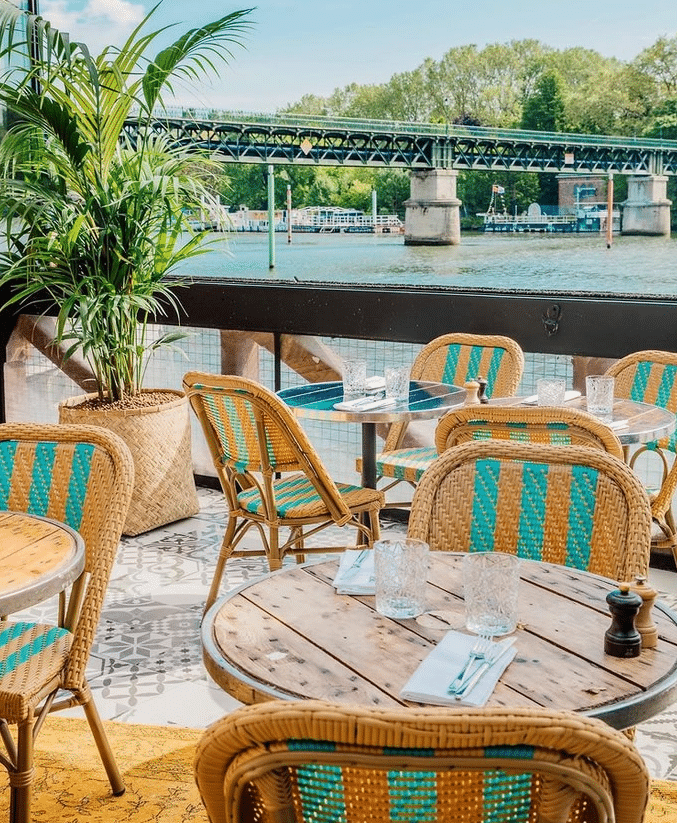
left=375, top=445, right=437, bottom=482
left=238, top=475, right=371, bottom=519
left=610, top=356, right=677, bottom=453
left=409, top=441, right=651, bottom=581
left=0, top=439, right=96, bottom=532
left=0, top=622, right=71, bottom=721
left=607, top=351, right=677, bottom=560
left=288, top=741, right=535, bottom=822
left=196, top=700, right=650, bottom=823
left=434, top=406, right=624, bottom=460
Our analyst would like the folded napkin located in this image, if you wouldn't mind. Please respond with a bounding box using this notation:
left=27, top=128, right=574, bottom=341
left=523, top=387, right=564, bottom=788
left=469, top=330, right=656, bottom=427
left=400, top=631, right=517, bottom=707
left=334, top=396, right=397, bottom=412
left=609, top=419, right=629, bottom=431
left=332, top=549, right=375, bottom=595
left=521, top=389, right=582, bottom=406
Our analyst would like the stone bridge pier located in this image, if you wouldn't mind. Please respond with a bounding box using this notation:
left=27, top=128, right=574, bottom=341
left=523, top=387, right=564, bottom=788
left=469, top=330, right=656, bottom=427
left=622, top=175, right=672, bottom=236
left=404, top=169, right=461, bottom=245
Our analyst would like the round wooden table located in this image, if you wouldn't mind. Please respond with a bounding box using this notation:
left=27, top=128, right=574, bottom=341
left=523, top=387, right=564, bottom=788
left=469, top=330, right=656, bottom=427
left=0, top=510, right=85, bottom=619
left=202, top=553, right=677, bottom=730
left=278, top=380, right=465, bottom=487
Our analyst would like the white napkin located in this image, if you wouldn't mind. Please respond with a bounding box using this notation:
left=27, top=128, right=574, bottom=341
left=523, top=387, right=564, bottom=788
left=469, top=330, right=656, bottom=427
left=334, top=397, right=397, bottom=412
left=332, top=549, right=376, bottom=595
left=521, top=390, right=581, bottom=406
left=609, top=419, right=629, bottom=431
left=400, top=631, right=517, bottom=707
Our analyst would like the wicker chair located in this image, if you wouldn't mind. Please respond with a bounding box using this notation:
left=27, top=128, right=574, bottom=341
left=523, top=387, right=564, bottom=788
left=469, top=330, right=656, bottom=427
left=408, top=440, right=651, bottom=582
left=183, top=372, right=384, bottom=611
left=194, top=699, right=650, bottom=823
left=0, top=422, right=134, bottom=823
left=605, top=350, right=677, bottom=565
left=435, top=404, right=624, bottom=459
left=357, top=333, right=524, bottom=504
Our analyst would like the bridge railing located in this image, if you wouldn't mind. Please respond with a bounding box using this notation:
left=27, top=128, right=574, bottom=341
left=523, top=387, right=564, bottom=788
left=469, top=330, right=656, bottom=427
left=144, top=107, right=677, bottom=151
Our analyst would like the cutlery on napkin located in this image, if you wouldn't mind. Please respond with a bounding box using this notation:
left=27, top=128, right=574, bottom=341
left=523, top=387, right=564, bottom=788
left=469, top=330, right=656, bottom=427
left=400, top=631, right=517, bottom=706
left=334, top=396, right=398, bottom=412
left=332, top=549, right=376, bottom=595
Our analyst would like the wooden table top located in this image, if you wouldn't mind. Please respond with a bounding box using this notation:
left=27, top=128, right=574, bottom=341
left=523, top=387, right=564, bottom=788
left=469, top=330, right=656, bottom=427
left=202, top=554, right=677, bottom=730
left=0, top=510, right=85, bottom=616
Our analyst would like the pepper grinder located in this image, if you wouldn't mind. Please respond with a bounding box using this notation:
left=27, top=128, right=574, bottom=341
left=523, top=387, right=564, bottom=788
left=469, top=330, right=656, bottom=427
left=464, top=380, right=480, bottom=406
left=476, top=376, right=489, bottom=404
left=629, top=575, right=658, bottom=649
left=604, top=583, right=642, bottom=658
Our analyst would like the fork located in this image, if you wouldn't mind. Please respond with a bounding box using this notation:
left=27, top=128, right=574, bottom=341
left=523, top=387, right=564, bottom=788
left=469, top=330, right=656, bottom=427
left=447, top=632, right=493, bottom=694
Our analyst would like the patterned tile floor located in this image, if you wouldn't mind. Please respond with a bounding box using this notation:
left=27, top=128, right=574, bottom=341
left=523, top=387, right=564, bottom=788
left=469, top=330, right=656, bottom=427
left=20, top=487, right=677, bottom=779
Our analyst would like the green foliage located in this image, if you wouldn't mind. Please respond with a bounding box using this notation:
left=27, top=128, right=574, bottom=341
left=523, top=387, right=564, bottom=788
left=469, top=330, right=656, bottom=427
left=0, top=1, right=252, bottom=402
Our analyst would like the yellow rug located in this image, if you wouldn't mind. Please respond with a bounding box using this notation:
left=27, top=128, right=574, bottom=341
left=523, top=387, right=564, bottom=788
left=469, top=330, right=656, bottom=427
left=0, top=717, right=207, bottom=822
left=0, top=716, right=675, bottom=822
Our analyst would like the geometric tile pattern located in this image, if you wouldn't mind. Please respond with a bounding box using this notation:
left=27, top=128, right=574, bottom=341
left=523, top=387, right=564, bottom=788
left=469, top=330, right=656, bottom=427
left=11, top=487, right=677, bottom=778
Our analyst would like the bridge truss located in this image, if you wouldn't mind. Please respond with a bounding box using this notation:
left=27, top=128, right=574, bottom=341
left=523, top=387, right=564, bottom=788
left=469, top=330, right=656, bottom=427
left=124, top=112, right=677, bottom=176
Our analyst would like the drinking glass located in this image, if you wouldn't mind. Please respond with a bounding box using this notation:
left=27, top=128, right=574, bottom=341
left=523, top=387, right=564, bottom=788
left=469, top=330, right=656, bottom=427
left=462, top=551, right=520, bottom=635
left=384, top=365, right=410, bottom=402
left=537, top=377, right=566, bottom=406
left=342, top=358, right=367, bottom=400
left=586, top=375, right=614, bottom=421
left=374, top=538, right=429, bottom=618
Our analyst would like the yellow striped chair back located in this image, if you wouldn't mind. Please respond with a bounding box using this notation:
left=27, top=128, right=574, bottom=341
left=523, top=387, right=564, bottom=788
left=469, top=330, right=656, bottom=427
left=408, top=440, right=651, bottom=582
left=606, top=350, right=677, bottom=563
left=435, top=405, right=624, bottom=458
left=195, top=699, right=650, bottom=823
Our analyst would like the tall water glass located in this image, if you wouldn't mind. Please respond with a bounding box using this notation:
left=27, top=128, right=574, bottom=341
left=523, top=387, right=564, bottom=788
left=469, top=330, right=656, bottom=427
left=586, top=375, right=615, bottom=421
left=463, top=551, right=520, bottom=635
left=374, top=538, right=429, bottom=619
left=384, top=365, right=410, bottom=403
left=342, top=358, right=367, bottom=400
left=537, top=377, right=566, bottom=406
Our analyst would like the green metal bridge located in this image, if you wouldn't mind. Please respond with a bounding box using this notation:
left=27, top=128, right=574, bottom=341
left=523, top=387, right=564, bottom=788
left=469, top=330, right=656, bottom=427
left=128, top=109, right=677, bottom=176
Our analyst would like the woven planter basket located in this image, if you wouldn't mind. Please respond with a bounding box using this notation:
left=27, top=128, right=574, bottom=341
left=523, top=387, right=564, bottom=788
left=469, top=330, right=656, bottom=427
left=59, top=389, right=199, bottom=536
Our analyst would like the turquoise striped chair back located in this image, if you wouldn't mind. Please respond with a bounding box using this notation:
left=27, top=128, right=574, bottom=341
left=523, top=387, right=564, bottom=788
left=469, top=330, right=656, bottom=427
left=195, top=700, right=650, bottom=823
left=409, top=441, right=651, bottom=582
left=608, top=354, right=677, bottom=453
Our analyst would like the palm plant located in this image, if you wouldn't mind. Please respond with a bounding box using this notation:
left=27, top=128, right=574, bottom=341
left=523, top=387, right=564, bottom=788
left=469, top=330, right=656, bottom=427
left=0, top=1, right=253, bottom=402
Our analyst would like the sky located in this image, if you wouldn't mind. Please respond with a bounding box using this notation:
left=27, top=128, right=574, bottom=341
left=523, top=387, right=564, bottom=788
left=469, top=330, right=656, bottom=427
left=39, top=0, right=677, bottom=112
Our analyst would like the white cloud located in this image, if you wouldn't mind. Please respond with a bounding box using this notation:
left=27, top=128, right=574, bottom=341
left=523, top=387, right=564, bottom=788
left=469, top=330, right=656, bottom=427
left=40, top=0, right=145, bottom=53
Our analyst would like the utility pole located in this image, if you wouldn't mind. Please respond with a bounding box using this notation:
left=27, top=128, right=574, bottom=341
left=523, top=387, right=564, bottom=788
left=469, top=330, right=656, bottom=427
left=606, top=172, right=614, bottom=249
left=267, top=165, right=275, bottom=269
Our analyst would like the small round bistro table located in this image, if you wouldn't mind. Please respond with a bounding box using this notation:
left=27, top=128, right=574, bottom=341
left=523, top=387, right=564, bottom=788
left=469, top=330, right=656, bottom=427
left=202, top=553, right=677, bottom=731
left=277, top=380, right=465, bottom=487
left=0, top=510, right=85, bottom=626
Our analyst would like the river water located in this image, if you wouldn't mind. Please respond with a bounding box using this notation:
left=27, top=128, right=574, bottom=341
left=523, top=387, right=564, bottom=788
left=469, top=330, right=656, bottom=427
left=181, top=230, right=677, bottom=296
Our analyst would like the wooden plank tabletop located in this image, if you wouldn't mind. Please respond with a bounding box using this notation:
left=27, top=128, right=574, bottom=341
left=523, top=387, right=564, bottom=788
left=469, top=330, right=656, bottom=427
left=202, top=554, right=677, bottom=729
left=0, top=511, right=85, bottom=615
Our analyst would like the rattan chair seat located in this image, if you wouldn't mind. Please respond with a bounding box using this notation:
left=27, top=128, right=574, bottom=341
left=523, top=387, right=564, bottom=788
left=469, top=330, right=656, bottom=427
left=238, top=474, right=382, bottom=519
left=0, top=623, right=71, bottom=720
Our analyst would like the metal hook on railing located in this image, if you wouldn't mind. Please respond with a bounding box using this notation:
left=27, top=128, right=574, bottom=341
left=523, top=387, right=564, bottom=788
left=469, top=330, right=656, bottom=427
left=542, top=304, right=561, bottom=337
